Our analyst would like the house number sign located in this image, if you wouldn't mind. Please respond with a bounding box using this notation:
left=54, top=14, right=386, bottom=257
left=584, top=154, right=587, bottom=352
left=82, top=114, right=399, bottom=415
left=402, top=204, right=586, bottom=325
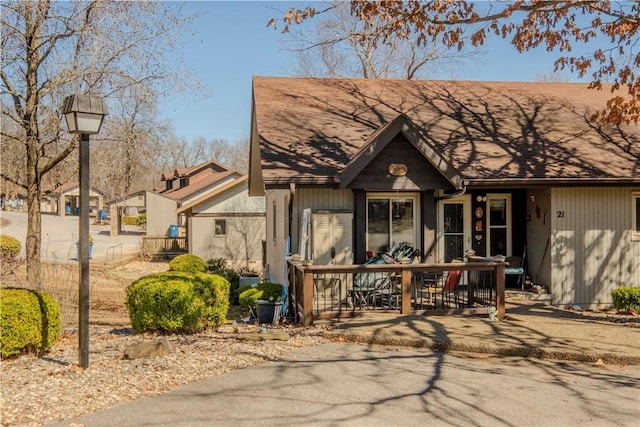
left=557, top=210, right=565, bottom=218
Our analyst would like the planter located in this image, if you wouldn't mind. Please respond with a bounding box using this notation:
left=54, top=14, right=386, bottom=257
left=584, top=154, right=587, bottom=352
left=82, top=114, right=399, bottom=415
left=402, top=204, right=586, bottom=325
left=76, top=242, right=93, bottom=260
left=256, top=300, right=282, bottom=324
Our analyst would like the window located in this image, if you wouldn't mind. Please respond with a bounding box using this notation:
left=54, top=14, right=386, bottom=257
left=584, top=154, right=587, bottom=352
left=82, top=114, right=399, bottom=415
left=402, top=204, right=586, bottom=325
left=486, top=194, right=512, bottom=256
left=214, top=219, right=226, bottom=236
left=633, top=192, right=640, bottom=241
left=366, top=194, right=417, bottom=253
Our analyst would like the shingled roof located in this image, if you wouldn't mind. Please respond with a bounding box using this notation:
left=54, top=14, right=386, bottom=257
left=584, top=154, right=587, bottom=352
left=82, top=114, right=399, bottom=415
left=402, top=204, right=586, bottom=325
left=250, top=77, right=639, bottom=189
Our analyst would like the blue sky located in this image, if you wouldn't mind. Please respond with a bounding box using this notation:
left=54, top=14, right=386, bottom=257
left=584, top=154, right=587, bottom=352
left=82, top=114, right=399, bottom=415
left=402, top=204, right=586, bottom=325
left=162, top=1, right=600, bottom=144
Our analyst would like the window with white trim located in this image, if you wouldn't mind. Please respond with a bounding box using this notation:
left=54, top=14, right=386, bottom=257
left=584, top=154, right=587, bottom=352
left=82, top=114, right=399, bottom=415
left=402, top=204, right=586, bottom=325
left=633, top=192, right=640, bottom=241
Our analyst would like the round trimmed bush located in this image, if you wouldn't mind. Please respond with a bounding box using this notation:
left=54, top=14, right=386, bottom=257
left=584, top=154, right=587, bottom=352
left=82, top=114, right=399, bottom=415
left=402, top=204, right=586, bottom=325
left=1, top=288, right=61, bottom=358
left=125, top=271, right=230, bottom=333
left=0, top=234, right=22, bottom=262
left=169, top=254, right=206, bottom=274
left=238, top=282, right=284, bottom=312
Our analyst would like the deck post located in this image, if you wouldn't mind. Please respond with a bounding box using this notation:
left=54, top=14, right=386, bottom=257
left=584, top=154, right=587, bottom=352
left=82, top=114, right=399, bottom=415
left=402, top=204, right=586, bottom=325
left=401, top=268, right=411, bottom=314
left=496, top=263, right=506, bottom=320
left=303, top=270, right=314, bottom=326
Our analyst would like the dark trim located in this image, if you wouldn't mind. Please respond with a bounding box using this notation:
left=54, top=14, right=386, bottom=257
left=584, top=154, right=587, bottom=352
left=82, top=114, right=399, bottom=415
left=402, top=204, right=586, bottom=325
left=354, top=190, right=367, bottom=264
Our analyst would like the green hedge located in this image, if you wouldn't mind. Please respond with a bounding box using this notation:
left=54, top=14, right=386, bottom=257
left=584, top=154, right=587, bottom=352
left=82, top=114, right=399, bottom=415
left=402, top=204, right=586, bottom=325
left=238, top=282, right=283, bottom=312
left=205, top=258, right=260, bottom=305
left=1, top=288, right=61, bottom=358
left=125, top=271, right=229, bottom=333
left=612, top=287, right=640, bottom=313
left=0, top=235, right=21, bottom=258
left=169, top=254, right=205, bottom=274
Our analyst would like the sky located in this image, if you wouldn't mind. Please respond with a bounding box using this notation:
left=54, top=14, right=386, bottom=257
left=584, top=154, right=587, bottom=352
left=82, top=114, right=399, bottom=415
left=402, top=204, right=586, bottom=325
left=160, top=1, right=604, bottom=145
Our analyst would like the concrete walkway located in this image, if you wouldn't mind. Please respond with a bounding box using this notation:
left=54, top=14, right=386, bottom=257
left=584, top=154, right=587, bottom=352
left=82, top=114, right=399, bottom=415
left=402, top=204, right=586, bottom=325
left=324, top=297, right=640, bottom=365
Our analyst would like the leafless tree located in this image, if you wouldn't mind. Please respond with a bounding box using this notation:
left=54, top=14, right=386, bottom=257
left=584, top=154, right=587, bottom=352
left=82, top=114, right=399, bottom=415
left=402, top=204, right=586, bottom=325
left=1, top=0, right=196, bottom=287
left=283, top=1, right=479, bottom=79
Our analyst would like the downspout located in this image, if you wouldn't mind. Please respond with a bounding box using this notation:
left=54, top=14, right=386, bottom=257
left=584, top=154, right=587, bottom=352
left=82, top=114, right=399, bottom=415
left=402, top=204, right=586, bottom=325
left=434, top=184, right=467, bottom=201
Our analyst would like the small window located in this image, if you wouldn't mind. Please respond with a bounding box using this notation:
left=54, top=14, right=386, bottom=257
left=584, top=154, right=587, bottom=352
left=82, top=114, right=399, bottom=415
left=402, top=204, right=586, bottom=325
left=214, top=219, right=226, bottom=236
left=633, top=192, right=640, bottom=241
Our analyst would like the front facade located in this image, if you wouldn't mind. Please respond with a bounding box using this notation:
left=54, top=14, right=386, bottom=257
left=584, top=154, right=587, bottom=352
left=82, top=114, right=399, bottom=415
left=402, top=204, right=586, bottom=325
left=249, top=77, right=640, bottom=308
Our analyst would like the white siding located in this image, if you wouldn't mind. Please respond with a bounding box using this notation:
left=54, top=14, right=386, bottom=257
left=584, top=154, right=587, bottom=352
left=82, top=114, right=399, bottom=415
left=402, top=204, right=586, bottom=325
left=147, top=192, right=178, bottom=237
left=193, top=183, right=265, bottom=214
left=551, top=187, right=640, bottom=307
left=190, top=215, right=265, bottom=272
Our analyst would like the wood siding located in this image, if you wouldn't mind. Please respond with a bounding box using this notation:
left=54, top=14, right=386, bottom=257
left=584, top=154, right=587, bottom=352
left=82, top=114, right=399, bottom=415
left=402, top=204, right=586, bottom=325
left=551, top=187, right=640, bottom=307
left=290, top=188, right=354, bottom=257
left=348, top=135, right=455, bottom=191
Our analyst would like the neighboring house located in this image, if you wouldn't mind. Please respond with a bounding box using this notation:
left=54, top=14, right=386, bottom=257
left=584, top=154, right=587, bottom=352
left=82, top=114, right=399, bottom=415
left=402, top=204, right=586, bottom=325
left=41, top=181, right=103, bottom=217
left=248, top=76, right=640, bottom=308
left=108, top=190, right=176, bottom=237
left=177, top=175, right=266, bottom=271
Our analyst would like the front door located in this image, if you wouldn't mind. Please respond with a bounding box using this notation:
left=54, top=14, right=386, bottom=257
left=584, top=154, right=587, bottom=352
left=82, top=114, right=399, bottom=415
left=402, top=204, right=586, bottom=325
left=438, top=196, right=472, bottom=262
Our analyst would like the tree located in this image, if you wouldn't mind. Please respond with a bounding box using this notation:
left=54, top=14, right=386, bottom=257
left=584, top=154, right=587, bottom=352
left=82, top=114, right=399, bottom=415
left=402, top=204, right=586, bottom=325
left=1, top=1, right=195, bottom=287
left=271, top=1, right=640, bottom=124
left=284, top=1, right=478, bottom=80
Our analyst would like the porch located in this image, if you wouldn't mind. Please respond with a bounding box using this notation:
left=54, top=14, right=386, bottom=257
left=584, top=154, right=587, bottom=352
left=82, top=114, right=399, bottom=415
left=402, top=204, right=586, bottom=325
left=288, top=260, right=505, bottom=326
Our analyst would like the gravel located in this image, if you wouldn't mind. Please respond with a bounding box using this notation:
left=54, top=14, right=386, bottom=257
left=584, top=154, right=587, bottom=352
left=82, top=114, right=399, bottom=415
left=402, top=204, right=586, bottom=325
left=0, top=323, right=328, bottom=427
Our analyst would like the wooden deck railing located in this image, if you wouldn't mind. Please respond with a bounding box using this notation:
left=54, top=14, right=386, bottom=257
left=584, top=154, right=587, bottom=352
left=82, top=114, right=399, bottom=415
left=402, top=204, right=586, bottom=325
left=287, top=261, right=505, bottom=326
left=141, top=237, right=188, bottom=259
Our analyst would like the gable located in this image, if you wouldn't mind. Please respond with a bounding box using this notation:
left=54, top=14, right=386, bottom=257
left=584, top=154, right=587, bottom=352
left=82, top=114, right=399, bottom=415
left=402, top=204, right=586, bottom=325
left=346, top=134, right=459, bottom=191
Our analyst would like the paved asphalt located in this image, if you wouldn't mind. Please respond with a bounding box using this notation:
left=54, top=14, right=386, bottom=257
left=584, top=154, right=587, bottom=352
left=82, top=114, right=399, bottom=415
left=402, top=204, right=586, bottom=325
left=0, top=210, right=142, bottom=264
left=49, top=343, right=640, bottom=427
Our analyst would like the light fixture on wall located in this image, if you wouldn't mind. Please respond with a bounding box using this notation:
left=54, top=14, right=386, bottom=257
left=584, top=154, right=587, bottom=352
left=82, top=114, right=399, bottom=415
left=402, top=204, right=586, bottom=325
left=530, top=194, right=536, bottom=203
left=388, top=163, right=408, bottom=176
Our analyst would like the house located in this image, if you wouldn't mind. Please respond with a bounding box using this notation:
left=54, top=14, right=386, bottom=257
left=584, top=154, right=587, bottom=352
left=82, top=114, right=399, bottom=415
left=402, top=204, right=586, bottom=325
left=41, top=181, right=103, bottom=217
left=248, top=77, right=640, bottom=308
left=177, top=175, right=266, bottom=271
left=110, top=160, right=241, bottom=237
left=108, top=190, right=176, bottom=237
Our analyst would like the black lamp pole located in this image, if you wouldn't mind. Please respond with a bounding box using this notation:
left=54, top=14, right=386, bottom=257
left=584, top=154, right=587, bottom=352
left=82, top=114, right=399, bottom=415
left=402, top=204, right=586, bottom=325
left=62, top=94, right=107, bottom=369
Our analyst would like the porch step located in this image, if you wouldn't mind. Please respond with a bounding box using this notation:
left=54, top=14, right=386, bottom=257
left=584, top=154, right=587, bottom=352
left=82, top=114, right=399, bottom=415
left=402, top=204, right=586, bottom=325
left=506, top=289, right=553, bottom=304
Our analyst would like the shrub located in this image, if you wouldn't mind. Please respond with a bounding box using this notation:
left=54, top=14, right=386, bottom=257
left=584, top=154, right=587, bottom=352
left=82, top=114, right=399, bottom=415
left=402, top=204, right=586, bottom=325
left=125, top=271, right=230, bottom=333
left=238, top=282, right=283, bottom=312
left=169, top=254, right=205, bottom=274
left=1, top=288, right=61, bottom=358
left=122, top=215, right=139, bottom=226
left=1, top=235, right=22, bottom=272
left=205, top=258, right=260, bottom=305
left=612, top=287, right=640, bottom=313
left=135, top=213, right=147, bottom=226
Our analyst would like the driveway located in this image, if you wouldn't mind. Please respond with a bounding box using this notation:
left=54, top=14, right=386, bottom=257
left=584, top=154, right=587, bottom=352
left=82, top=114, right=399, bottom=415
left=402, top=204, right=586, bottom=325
left=50, top=342, right=640, bottom=427
left=0, top=210, right=142, bottom=263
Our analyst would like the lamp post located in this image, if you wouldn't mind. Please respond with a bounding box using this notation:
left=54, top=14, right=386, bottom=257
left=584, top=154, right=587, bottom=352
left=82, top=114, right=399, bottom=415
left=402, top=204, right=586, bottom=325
left=62, top=94, right=107, bottom=369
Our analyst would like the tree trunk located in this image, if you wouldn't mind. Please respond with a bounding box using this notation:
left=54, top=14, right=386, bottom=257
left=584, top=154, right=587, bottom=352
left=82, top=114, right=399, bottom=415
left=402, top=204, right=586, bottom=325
left=26, top=146, right=42, bottom=289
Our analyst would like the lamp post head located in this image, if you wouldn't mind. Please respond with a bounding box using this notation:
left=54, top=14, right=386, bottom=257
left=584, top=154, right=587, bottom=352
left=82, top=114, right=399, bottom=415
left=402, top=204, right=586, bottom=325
left=62, top=94, right=108, bottom=135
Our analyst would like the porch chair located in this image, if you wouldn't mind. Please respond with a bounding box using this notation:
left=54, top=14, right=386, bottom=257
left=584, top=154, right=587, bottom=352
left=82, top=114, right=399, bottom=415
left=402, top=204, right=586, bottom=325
left=439, top=268, right=464, bottom=308
left=505, top=246, right=527, bottom=289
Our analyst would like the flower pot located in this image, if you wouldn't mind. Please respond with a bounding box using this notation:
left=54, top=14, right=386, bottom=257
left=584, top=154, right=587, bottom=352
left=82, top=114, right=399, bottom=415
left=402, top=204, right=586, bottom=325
left=256, top=300, right=282, bottom=324
left=76, top=242, right=93, bottom=260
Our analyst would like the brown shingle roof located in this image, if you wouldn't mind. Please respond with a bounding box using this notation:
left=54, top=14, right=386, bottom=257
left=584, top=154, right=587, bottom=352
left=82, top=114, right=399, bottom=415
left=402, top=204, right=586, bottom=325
left=252, top=77, right=639, bottom=185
